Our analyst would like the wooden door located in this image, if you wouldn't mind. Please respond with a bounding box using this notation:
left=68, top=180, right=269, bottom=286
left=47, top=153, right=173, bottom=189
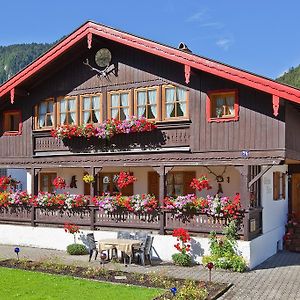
left=292, top=174, right=300, bottom=215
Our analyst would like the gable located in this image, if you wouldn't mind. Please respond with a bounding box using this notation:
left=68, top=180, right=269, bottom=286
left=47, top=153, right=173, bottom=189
left=1, top=20, right=300, bottom=111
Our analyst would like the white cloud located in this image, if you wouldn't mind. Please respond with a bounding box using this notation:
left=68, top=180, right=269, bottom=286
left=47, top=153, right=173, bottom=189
left=216, top=38, right=232, bottom=51
left=186, top=10, right=207, bottom=22
left=199, top=22, right=223, bottom=29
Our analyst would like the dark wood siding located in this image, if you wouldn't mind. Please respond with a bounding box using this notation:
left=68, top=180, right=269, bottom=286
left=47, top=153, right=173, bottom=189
left=0, top=37, right=288, bottom=163
left=286, top=102, right=300, bottom=160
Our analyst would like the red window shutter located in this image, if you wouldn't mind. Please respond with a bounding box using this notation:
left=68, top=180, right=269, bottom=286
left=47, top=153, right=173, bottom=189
left=148, top=171, right=159, bottom=199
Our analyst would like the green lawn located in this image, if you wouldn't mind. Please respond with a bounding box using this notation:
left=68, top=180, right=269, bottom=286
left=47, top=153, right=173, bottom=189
left=0, top=267, right=163, bottom=300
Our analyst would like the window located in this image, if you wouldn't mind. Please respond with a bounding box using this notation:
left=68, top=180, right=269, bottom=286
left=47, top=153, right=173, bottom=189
left=167, top=172, right=184, bottom=196
left=162, top=85, right=188, bottom=120
left=80, top=94, right=102, bottom=124
left=166, top=171, right=195, bottom=197
left=35, top=99, right=54, bottom=129
left=134, top=87, right=158, bottom=120
left=3, top=110, right=22, bottom=135
left=108, top=90, right=131, bottom=121
left=40, top=173, right=57, bottom=193
left=273, top=171, right=286, bottom=200
left=98, top=173, right=133, bottom=196
left=207, top=90, right=238, bottom=122
left=58, top=96, right=78, bottom=125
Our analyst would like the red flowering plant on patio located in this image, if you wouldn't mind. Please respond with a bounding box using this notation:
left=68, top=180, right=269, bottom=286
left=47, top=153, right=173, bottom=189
left=190, top=175, right=212, bottom=192
left=64, top=222, right=80, bottom=244
left=117, top=171, right=136, bottom=189
left=172, top=228, right=192, bottom=266
left=0, top=176, right=19, bottom=191
left=53, top=176, right=66, bottom=189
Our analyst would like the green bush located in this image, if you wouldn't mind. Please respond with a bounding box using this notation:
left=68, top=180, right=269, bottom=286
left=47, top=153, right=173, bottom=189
left=203, top=221, right=247, bottom=272
left=175, top=280, right=208, bottom=300
left=172, top=253, right=192, bottom=267
left=66, top=243, right=88, bottom=255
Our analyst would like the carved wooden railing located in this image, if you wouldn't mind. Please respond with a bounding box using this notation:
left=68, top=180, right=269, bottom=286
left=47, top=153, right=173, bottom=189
left=0, top=206, right=259, bottom=239
left=33, top=123, right=190, bottom=154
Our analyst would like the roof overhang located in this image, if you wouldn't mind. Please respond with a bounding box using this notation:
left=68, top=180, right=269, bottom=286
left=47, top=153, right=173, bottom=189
left=1, top=21, right=300, bottom=111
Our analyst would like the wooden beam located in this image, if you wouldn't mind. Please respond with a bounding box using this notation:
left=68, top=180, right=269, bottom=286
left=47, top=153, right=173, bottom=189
left=236, top=165, right=251, bottom=241
left=184, top=65, right=191, bottom=84
left=10, top=88, right=15, bottom=104
left=248, top=165, right=272, bottom=189
left=87, top=32, right=93, bottom=49
left=272, top=95, right=280, bottom=116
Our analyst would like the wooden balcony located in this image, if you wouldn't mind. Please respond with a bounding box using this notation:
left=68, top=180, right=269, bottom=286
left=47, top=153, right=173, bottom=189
left=0, top=205, right=261, bottom=240
left=33, top=122, right=191, bottom=155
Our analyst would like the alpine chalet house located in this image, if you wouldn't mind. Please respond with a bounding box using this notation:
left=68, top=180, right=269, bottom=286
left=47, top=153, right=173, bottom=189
left=1, top=21, right=300, bottom=268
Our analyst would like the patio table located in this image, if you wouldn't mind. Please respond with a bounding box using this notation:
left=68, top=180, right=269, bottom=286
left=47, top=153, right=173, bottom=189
left=98, top=238, right=142, bottom=258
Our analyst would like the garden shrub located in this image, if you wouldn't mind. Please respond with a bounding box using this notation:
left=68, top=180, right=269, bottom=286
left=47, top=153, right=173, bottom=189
left=172, top=253, right=192, bottom=267
left=66, top=243, right=88, bottom=255
left=202, top=220, right=247, bottom=272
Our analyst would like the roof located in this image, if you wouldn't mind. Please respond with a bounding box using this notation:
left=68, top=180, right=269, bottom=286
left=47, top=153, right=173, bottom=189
left=1, top=20, right=300, bottom=106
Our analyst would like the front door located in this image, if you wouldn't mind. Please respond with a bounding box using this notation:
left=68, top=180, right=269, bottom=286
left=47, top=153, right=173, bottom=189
left=292, top=174, right=300, bottom=215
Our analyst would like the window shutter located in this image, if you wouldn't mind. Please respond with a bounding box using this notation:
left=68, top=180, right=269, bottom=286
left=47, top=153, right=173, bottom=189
left=281, top=173, right=286, bottom=199
left=121, top=172, right=134, bottom=196
left=183, top=171, right=196, bottom=194
left=148, top=171, right=159, bottom=199
left=273, top=172, right=280, bottom=200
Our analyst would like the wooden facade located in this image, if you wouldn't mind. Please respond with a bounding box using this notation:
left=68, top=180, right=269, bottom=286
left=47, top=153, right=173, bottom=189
left=1, top=22, right=300, bottom=240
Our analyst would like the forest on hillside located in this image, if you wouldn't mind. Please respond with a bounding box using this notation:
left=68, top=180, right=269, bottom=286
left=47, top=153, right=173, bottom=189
left=276, top=66, right=300, bottom=89
left=0, top=43, right=54, bottom=85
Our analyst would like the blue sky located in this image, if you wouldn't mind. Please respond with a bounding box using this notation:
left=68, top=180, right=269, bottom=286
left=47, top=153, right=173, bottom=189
left=1, top=0, right=300, bottom=79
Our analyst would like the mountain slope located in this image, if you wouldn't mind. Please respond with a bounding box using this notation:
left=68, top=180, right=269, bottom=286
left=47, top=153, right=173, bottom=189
left=0, top=43, right=54, bottom=85
left=276, top=66, right=300, bottom=89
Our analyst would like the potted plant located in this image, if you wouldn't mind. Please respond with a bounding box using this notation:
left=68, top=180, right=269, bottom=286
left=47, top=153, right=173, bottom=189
left=172, top=228, right=192, bottom=267
left=82, top=174, right=95, bottom=184
left=64, top=223, right=88, bottom=255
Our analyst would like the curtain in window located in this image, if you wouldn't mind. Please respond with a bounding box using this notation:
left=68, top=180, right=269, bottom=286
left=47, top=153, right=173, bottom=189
left=177, top=88, right=186, bottom=116
left=68, top=99, right=76, bottom=124
left=165, top=88, right=175, bottom=118
left=83, top=97, right=91, bottom=124
left=137, top=91, right=147, bottom=117
left=38, top=102, right=47, bottom=127
left=215, top=97, right=224, bottom=117
left=120, top=93, right=129, bottom=119
left=92, top=96, right=100, bottom=122
left=111, top=94, right=119, bottom=119
left=226, top=95, right=235, bottom=115
left=148, top=90, right=157, bottom=118
left=60, top=99, right=67, bottom=124
left=49, top=102, right=54, bottom=125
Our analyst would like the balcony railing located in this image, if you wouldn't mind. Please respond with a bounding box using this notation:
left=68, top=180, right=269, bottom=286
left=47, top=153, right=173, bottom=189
left=33, top=122, right=191, bottom=155
left=0, top=205, right=261, bottom=240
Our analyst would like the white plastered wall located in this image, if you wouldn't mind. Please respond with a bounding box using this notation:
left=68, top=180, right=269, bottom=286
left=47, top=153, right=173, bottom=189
left=0, top=224, right=251, bottom=266
left=249, top=165, right=288, bottom=268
